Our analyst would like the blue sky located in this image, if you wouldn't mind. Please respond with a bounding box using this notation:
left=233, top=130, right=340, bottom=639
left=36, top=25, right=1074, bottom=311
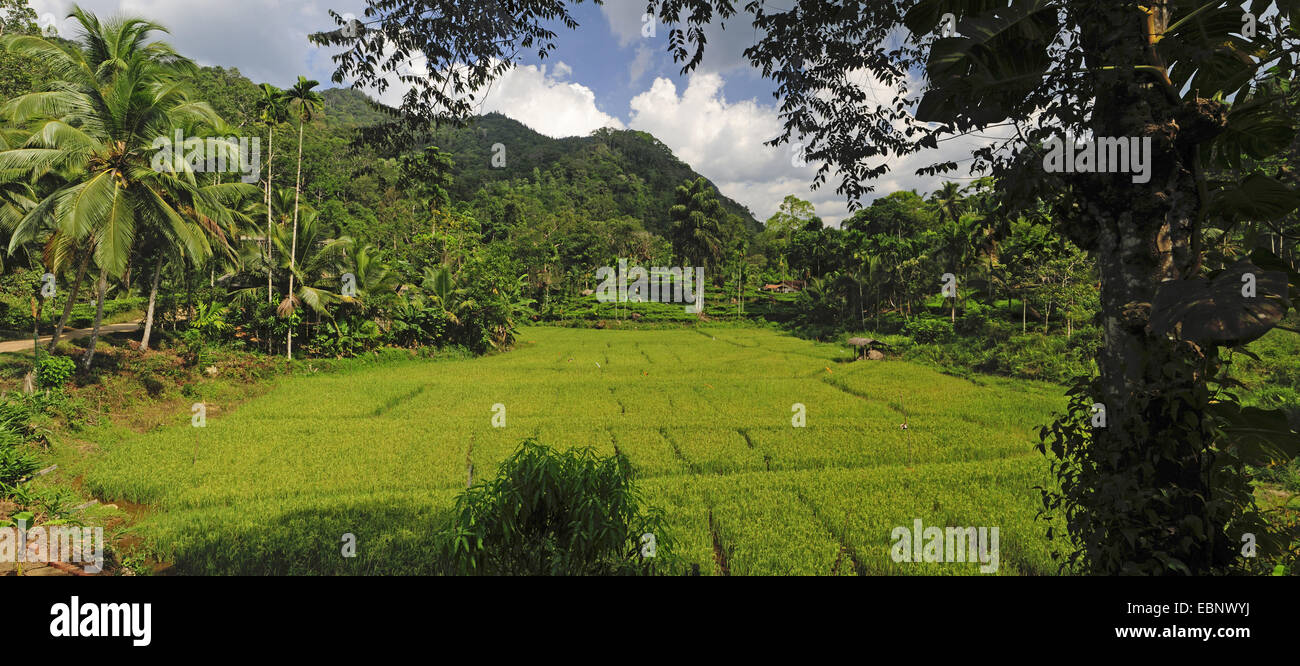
left=28, top=0, right=987, bottom=224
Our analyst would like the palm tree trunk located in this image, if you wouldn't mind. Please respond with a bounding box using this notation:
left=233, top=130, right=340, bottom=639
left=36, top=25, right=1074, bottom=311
left=288, top=120, right=304, bottom=360
left=80, top=269, right=108, bottom=371
left=141, top=253, right=164, bottom=351
left=50, top=247, right=91, bottom=350
left=266, top=124, right=275, bottom=303
left=874, top=287, right=880, bottom=330
left=858, top=282, right=864, bottom=329
left=32, top=297, right=40, bottom=384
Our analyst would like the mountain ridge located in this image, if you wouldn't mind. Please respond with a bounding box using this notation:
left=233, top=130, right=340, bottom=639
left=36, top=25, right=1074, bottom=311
left=319, top=88, right=761, bottom=235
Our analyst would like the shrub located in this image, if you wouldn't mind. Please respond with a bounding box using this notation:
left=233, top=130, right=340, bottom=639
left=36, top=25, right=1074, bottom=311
left=132, top=351, right=190, bottom=397
left=140, top=375, right=167, bottom=397
left=35, top=353, right=75, bottom=388
left=388, top=306, right=449, bottom=348
left=984, top=318, right=1020, bottom=341
left=434, top=439, right=669, bottom=575
left=0, top=399, right=40, bottom=484
left=0, top=442, right=39, bottom=485
left=955, top=303, right=989, bottom=336
left=903, top=317, right=954, bottom=344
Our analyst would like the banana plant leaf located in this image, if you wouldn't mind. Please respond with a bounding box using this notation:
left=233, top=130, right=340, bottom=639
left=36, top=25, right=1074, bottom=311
left=912, top=0, right=1056, bottom=126
left=1209, top=173, right=1300, bottom=223
left=1148, top=259, right=1289, bottom=346
left=1207, top=401, right=1300, bottom=466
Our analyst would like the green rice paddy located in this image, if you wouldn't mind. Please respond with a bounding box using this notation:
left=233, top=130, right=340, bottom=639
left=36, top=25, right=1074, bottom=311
left=85, top=326, right=1066, bottom=575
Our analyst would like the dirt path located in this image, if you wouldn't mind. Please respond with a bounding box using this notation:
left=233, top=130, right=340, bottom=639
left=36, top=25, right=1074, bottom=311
left=0, top=321, right=142, bottom=354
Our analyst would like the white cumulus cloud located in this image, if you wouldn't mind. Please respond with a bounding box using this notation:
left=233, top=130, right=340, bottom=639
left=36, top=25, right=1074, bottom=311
left=625, top=69, right=1016, bottom=226
left=474, top=63, right=625, bottom=139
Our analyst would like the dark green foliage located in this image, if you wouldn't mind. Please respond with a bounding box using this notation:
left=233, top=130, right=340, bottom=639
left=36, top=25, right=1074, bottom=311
left=399, top=145, right=454, bottom=211
left=789, top=276, right=843, bottom=338
left=35, top=352, right=74, bottom=387
left=0, top=441, right=37, bottom=485
left=319, top=88, right=392, bottom=127
left=903, top=317, right=954, bottom=344
left=0, top=398, right=40, bottom=484
left=0, top=0, right=49, bottom=101
left=1038, top=361, right=1300, bottom=575
left=307, top=319, right=380, bottom=358
left=669, top=176, right=727, bottom=270
left=190, top=66, right=262, bottom=128
left=386, top=305, right=450, bottom=348
left=435, top=439, right=670, bottom=575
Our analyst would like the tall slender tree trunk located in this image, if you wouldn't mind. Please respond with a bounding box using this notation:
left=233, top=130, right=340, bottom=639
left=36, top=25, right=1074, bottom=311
left=874, top=287, right=880, bottom=330
left=32, top=296, right=40, bottom=387
left=858, top=282, right=864, bottom=329
left=266, top=124, right=275, bottom=303
left=80, top=269, right=108, bottom=371
left=287, top=120, right=304, bottom=360
left=141, top=253, right=164, bottom=351
left=50, top=247, right=91, bottom=350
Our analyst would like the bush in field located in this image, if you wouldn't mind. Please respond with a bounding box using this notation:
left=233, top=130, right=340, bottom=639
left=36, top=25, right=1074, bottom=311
left=36, top=353, right=75, bottom=387
left=452, top=248, right=534, bottom=353
left=903, top=317, right=954, bottom=344
left=308, top=318, right=382, bottom=358
left=435, top=439, right=669, bottom=575
left=387, top=306, right=449, bottom=348
left=131, top=351, right=191, bottom=396
left=955, top=303, right=989, bottom=337
left=179, top=302, right=233, bottom=367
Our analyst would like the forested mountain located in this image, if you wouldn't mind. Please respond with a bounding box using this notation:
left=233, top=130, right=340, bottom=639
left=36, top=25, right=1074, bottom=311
left=200, top=71, right=758, bottom=237
left=422, top=111, right=760, bottom=236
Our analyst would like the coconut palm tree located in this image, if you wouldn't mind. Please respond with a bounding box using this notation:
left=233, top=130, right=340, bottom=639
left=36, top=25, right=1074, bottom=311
left=139, top=176, right=252, bottom=351
left=927, top=181, right=965, bottom=226
left=280, top=76, right=323, bottom=359
left=347, top=244, right=401, bottom=307
left=935, top=215, right=979, bottom=323
left=420, top=265, right=476, bottom=327
left=0, top=112, right=87, bottom=349
left=0, top=8, right=237, bottom=369
left=139, top=112, right=256, bottom=351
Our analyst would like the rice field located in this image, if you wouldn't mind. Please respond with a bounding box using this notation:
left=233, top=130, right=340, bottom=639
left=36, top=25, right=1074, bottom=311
left=84, top=326, right=1066, bottom=575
